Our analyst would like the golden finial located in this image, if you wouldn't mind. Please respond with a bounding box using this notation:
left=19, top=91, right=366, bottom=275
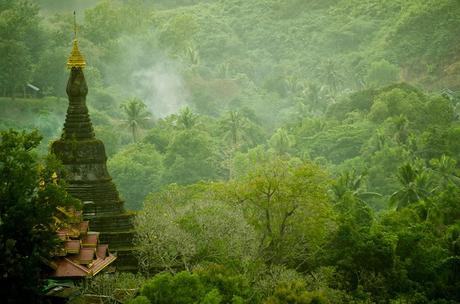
left=67, top=11, right=86, bottom=69
left=52, top=172, right=58, bottom=184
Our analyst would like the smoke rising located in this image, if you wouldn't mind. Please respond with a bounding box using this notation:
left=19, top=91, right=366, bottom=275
left=132, top=61, right=189, bottom=118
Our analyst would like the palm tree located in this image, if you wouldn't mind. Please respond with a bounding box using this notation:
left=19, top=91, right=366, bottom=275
left=217, top=62, right=230, bottom=78
left=284, top=75, right=302, bottom=96
left=331, top=170, right=381, bottom=207
left=185, top=46, right=200, bottom=73
left=375, top=129, right=386, bottom=151
left=390, top=163, right=435, bottom=210
left=268, top=128, right=295, bottom=155
left=430, top=155, right=460, bottom=187
left=306, top=82, right=322, bottom=110
left=120, top=97, right=151, bottom=143
left=330, top=170, right=380, bottom=226
left=176, top=107, right=198, bottom=130
left=221, top=111, right=250, bottom=147
left=393, top=115, right=409, bottom=145
left=319, top=59, right=343, bottom=98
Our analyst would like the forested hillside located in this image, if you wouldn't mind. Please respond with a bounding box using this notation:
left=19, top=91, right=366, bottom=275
left=1, top=0, right=460, bottom=303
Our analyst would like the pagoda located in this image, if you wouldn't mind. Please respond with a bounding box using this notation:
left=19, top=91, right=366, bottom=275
left=51, top=16, right=137, bottom=271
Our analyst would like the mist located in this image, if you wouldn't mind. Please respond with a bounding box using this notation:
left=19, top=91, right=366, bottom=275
left=132, top=61, right=189, bottom=118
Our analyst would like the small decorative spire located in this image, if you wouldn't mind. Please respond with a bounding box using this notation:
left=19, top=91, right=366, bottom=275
left=67, top=11, right=86, bottom=69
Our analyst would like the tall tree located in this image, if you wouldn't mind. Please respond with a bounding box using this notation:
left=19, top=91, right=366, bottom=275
left=176, top=106, right=198, bottom=130
left=268, top=128, right=295, bottom=156
left=319, top=59, right=343, bottom=99
left=331, top=170, right=381, bottom=207
left=306, top=82, right=323, bottom=110
left=120, top=97, right=151, bottom=143
left=0, top=130, right=77, bottom=303
left=390, top=162, right=435, bottom=210
left=0, top=1, right=41, bottom=98
left=108, top=143, right=164, bottom=210
left=164, top=129, right=218, bottom=184
left=225, top=159, right=333, bottom=266
left=365, top=59, right=400, bottom=88
left=220, top=111, right=249, bottom=147
left=430, top=155, right=460, bottom=187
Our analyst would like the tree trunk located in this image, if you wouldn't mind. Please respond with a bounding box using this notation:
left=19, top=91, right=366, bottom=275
left=11, top=84, right=16, bottom=101
left=132, top=125, right=137, bottom=143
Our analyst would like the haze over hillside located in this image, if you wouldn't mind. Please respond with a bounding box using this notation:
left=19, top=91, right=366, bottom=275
left=1, top=1, right=460, bottom=303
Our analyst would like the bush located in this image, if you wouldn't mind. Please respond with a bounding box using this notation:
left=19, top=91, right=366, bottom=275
left=135, top=265, right=251, bottom=304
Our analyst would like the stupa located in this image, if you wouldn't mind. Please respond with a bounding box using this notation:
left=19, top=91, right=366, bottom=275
left=51, top=15, right=137, bottom=271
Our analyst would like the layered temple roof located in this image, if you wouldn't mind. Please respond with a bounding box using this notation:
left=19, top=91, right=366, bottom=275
left=47, top=207, right=116, bottom=278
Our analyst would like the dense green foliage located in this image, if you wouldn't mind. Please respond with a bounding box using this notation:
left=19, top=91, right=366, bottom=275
left=0, top=130, right=78, bottom=303
left=1, top=0, right=460, bottom=303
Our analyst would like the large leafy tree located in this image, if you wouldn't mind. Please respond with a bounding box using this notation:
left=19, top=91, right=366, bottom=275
left=164, top=129, right=219, bottom=184
left=135, top=185, right=256, bottom=273
left=0, top=130, right=77, bottom=303
left=365, top=59, right=400, bottom=89
left=225, top=158, right=334, bottom=266
left=108, top=143, right=164, bottom=210
left=0, top=1, right=41, bottom=99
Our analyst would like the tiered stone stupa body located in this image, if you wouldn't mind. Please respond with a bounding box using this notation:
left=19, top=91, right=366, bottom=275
left=51, top=35, right=137, bottom=271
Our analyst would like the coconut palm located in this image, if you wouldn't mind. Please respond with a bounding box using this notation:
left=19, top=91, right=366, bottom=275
left=319, top=59, right=344, bottom=97
left=390, top=163, right=435, bottom=210
left=176, top=106, right=198, bottom=130
left=184, top=46, right=200, bottom=73
left=268, top=128, right=295, bottom=155
left=430, top=155, right=460, bottom=187
left=120, top=97, right=151, bottom=143
left=284, top=75, right=303, bottom=96
left=330, top=170, right=381, bottom=207
left=306, top=82, right=322, bottom=110
left=186, top=46, right=199, bottom=66
left=221, top=111, right=250, bottom=147
left=393, top=115, right=409, bottom=145
left=330, top=170, right=379, bottom=227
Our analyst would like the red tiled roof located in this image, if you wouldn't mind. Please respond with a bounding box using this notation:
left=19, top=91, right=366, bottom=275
left=53, top=258, right=90, bottom=277
left=53, top=246, right=67, bottom=257
left=96, top=244, right=108, bottom=259
left=90, top=255, right=117, bottom=276
left=64, top=240, right=81, bottom=254
left=51, top=254, right=117, bottom=278
left=82, top=232, right=99, bottom=247
left=70, top=220, right=89, bottom=235
left=57, top=230, right=68, bottom=241
left=58, top=226, right=80, bottom=238
left=76, top=248, right=95, bottom=264
left=79, top=221, right=89, bottom=234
